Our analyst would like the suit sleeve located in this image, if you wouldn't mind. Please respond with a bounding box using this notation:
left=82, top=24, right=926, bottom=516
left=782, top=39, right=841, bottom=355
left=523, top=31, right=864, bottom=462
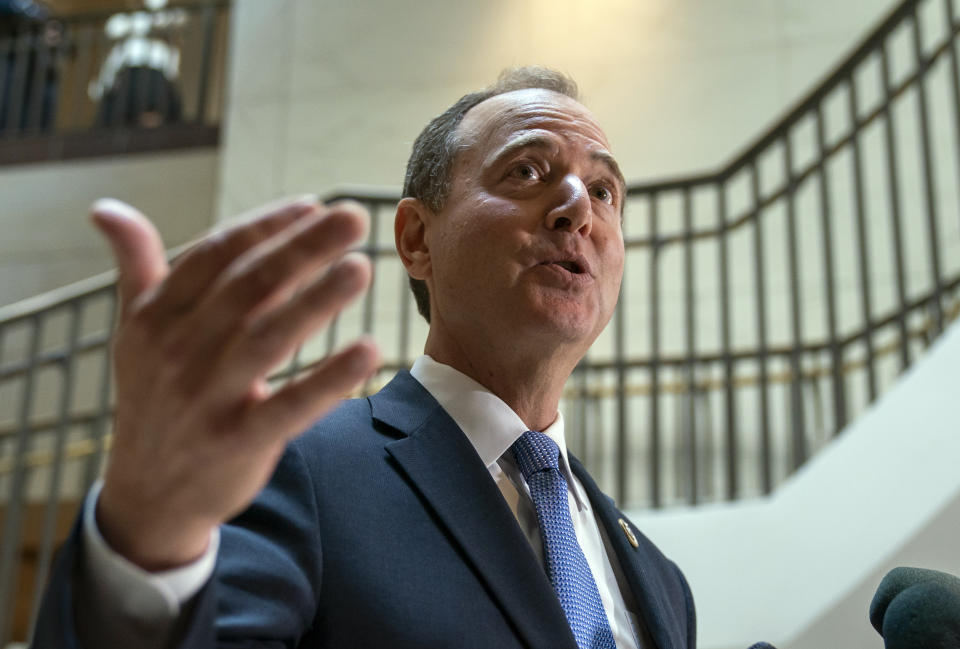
left=30, top=442, right=323, bottom=649
left=213, top=440, right=323, bottom=644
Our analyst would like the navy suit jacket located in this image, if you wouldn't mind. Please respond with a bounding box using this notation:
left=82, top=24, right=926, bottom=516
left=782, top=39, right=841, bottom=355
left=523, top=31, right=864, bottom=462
left=33, top=371, right=695, bottom=649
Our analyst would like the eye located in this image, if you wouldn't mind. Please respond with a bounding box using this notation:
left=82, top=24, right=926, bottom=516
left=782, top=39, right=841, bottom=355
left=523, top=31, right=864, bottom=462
left=508, top=163, right=542, bottom=181
left=591, top=184, right=615, bottom=204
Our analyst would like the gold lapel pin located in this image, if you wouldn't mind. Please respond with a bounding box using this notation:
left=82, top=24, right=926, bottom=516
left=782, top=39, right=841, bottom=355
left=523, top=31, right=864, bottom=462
left=618, top=518, right=639, bottom=549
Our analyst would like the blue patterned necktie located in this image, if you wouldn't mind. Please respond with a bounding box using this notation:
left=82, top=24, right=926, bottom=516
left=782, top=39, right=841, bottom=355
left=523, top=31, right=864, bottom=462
left=511, top=430, right=617, bottom=649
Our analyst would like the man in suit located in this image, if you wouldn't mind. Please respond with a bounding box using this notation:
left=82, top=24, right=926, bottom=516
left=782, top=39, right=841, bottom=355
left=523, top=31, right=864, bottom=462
left=33, top=67, right=695, bottom=648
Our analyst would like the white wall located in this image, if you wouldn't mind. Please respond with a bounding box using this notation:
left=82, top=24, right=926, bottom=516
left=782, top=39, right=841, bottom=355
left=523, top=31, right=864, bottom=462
left=217, top=0, right=902, bottom=216
left=0, top=150, right=220, bottom=307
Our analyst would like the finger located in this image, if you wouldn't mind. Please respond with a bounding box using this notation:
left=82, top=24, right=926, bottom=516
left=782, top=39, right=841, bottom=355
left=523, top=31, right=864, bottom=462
left=170, top=203, right=369, bottom=362
left=90, top=198, right=168, bottom=316
left=209, top=252, right=372, bottom=396
left=150, top=195, right=321, bottom=316
left=241, top=338, right=380, bottom=444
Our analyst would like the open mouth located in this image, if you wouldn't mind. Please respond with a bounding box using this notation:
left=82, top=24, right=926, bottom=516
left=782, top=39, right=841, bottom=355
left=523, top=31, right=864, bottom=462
left=555, top=260, right=583, bottom=274
left=541, top=259, right=586, bottom=274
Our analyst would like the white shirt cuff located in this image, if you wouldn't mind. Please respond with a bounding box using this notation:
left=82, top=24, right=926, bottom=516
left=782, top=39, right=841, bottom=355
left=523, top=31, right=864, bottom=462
left=82, top=479, right=220, bottom=618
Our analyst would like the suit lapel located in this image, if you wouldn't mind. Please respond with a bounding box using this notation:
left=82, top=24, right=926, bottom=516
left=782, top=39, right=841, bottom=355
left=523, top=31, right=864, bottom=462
left=569, top=456, right=684, bottom=649
left=370, top=372, right=577, bottom=649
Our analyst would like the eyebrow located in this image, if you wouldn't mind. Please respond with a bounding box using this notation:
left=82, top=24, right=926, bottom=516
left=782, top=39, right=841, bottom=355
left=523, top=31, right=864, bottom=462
left=591, top=150, right=627, bottom=195
left=486, top=133, right=557, bottom=167
left=487, top=132, right=627, bottom=195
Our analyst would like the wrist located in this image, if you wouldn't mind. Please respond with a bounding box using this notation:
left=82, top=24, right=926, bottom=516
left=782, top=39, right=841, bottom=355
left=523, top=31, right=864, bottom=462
left=96, top=482, right=214, bottom=571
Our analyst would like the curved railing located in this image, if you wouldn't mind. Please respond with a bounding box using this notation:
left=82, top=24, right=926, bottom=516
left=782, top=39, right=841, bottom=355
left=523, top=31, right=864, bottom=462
left=1, top=0, right=960, bottom=643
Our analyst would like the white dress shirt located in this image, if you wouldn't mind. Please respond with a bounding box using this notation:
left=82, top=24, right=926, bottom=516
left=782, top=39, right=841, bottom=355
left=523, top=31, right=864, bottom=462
left=81, top=355, right=644, bottom=647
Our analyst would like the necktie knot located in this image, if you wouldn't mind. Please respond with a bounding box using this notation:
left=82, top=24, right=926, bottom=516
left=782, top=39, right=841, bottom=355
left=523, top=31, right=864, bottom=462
left=510, top=430, right=560, bottom=480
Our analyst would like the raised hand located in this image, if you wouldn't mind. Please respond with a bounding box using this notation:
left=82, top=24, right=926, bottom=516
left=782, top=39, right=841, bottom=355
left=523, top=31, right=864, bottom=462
left=91, top=196, right=380, bottom=571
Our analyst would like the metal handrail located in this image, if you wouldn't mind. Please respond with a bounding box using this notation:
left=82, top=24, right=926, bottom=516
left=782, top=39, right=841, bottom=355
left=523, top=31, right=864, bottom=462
left=2, top=266, right=957, bottom=443
left=5, top=295, right=958, bottom=475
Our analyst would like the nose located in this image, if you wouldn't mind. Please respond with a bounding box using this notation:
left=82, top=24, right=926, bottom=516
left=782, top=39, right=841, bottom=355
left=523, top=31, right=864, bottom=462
left=545, top=174, right=592, bottom=235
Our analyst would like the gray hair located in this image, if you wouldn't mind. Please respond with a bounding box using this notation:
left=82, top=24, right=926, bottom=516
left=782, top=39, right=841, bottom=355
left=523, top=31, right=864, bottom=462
left=401, top=66, right=580, bottom=323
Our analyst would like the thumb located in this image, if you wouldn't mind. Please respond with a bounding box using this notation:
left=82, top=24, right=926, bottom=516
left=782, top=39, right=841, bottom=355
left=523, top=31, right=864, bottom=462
left=90, top=198, right=169, bottom=314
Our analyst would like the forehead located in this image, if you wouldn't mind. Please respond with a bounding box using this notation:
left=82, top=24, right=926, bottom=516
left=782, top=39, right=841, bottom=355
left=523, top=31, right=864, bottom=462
left=456, top=88, right=613, bottom=159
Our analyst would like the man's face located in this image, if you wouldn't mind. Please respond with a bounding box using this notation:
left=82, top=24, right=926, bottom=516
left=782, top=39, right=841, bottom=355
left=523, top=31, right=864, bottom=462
left=425, top=88, right=625, bottom=356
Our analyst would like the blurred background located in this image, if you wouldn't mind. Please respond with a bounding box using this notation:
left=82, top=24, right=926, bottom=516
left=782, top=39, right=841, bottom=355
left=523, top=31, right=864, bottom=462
left=1, top=0, right=959, bottom=647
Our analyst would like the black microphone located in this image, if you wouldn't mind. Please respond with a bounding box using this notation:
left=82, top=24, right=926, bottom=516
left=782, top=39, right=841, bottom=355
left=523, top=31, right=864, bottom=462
left=870, top=567, right=960, bottom=649
left=746, top=643, right=778, bottom=649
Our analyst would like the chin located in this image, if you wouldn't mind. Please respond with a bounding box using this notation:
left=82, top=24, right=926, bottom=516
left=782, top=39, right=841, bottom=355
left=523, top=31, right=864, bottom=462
left=499, top=287, right=610, bottom=345
left=521, top=303, right=604, bottom=345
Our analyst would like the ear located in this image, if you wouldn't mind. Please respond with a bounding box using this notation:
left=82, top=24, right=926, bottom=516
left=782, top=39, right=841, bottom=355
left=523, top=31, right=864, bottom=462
left=394, top=197, right=432, bottom=281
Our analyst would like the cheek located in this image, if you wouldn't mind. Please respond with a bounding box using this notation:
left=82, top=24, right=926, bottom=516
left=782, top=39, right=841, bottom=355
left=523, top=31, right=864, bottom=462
left=598, top=233, right=625, bottom=278
left=430, top=224, right=506, bottom=289
left=612, top=248, right=625, bottom=284
left=598, top=247, right=625, bottom=309
left=443, top=201, right=527, bottom=261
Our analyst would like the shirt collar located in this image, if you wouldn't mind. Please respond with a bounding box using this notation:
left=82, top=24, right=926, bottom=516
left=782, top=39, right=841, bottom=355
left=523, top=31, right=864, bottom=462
left=409, top=354, right=587, bottom=510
